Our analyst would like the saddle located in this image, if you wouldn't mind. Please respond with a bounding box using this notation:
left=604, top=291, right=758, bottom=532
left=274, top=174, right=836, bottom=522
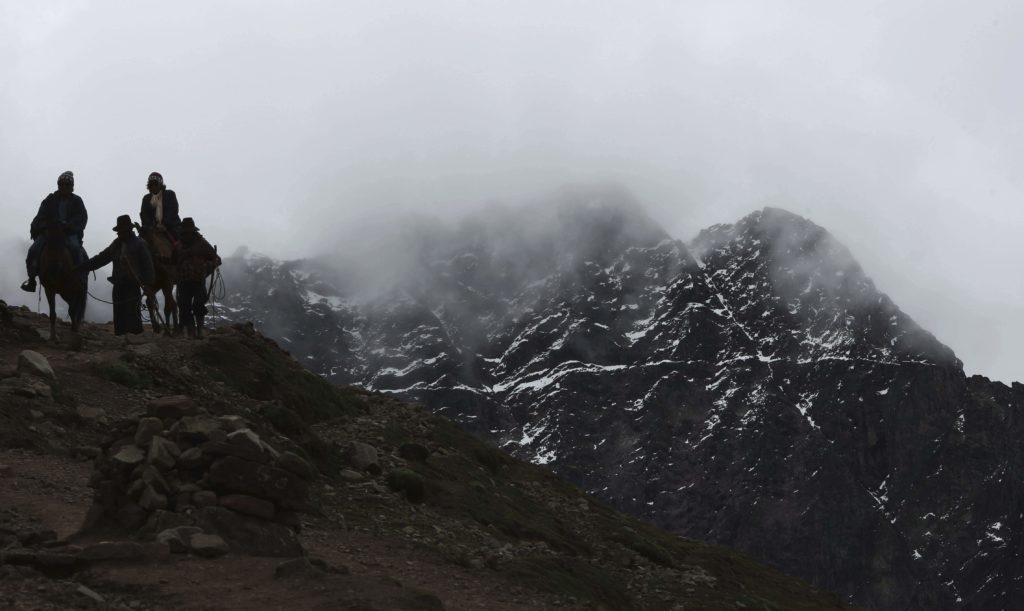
left=150, top=227, right=178, bottom=264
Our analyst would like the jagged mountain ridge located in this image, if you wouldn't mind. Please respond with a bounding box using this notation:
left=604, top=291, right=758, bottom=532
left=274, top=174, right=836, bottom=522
left=213, top=197, right=1023, bottom=610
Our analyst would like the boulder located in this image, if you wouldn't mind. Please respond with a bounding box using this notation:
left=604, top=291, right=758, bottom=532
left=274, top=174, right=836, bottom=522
left=345, top=441, right=381, bottom=475
left=189, top=533, right=230, bottom=558
left=275, top=451, right=315, bottom=481
left=17, top=350, right=55, bottom=381
left=147, top=436, right=180, bottom=470
left=134, top=417, right=165, bottom=447
left=170, top=415, right=223, bottom=443
left=157, top=526, right=203, bottom=554
left=147, top=395, right=198, bottom=420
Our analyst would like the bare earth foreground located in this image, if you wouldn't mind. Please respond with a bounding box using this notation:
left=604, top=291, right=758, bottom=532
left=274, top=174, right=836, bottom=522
left=0, top=301, right=851, bottom=610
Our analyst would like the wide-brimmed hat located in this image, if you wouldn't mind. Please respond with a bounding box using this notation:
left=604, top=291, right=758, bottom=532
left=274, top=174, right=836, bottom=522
left=113, top=215, right=134, bottom=232
left=181, top=217, right=199, bottom=232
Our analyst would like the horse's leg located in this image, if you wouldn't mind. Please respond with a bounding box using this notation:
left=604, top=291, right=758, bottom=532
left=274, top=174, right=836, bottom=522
left=165, top=285, right=179, bottom=336
left=46, top=289, right=57, bottom=341
left=147, top=291, right=161, bottom=334
left=70, top=289, right=84, bottom=333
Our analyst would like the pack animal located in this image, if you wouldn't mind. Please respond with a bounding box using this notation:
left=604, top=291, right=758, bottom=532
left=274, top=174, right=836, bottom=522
left=135, top=223, right=179, bottom=335
left=37, top=224, right=87, bottom=341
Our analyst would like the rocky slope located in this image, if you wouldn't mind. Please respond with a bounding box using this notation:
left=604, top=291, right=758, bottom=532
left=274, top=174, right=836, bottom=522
left=212, top=196, right=1024, bottom=610
left=0, top=298, right=847, bottom=610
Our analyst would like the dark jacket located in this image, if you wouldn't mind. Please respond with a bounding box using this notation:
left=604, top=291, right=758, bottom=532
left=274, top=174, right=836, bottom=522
left=84, top=234, right=155, bottom=287
left=140, top=189, right=182, bottom=235
left=178, top=232, right=221, bottom=282
left=30, top=192, right=88, bottom=241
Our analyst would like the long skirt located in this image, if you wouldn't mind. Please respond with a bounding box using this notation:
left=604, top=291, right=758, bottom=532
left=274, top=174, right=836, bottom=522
left=112, top=283, right=144, bottom=336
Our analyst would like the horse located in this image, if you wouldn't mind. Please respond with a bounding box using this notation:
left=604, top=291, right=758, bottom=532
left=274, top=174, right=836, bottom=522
left=134, top=222, right=179, bottom=335
left=37, top=224, right=87, bottom=341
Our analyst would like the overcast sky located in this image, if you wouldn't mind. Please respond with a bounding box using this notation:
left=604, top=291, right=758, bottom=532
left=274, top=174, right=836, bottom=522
left=1, top=0, right=1022, bottom=383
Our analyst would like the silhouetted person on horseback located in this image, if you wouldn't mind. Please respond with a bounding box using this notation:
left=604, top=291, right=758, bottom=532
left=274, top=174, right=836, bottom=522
left=79, top=215, right=155, bottom=336
left=140, top=172, right=182, bottom=241
left=22, top=171, right=88, bottom=293
left=176, top=217, right=221, bottom=339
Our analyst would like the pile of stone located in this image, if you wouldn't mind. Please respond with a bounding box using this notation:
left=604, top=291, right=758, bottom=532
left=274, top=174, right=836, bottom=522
left=85, top=395, right=315, bottom=557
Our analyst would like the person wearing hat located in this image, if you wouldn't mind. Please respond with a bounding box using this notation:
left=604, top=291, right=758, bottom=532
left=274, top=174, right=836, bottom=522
left=78, top=215, right=155, bottom=335
left=139, top=171, right=182, bottom=240
left=175, top=217, right=220, bottom=338
left=21, top=171, right=89, bottom=292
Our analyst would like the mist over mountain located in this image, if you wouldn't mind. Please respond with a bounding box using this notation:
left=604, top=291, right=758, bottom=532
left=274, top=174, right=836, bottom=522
left=212, top=190, right=1023, bottom=610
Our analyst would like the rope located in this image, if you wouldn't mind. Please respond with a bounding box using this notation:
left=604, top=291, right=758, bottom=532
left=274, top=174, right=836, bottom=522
left=205, top=268, right=226, bottom=317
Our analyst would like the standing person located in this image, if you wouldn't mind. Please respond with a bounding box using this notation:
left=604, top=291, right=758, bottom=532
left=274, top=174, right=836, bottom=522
left=79, top=215, right=155, bottom=336
left=175, top=218, right=220, bottom=338
left=21, top=171, right=88, bottom=292
left=139, top=171, right=182, bottom=240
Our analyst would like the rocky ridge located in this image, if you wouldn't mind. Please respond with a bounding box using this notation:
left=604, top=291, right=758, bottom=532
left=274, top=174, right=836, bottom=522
left=213, top=201, right=1023, bottom=610
left=0, top=298, right=847, bottom=610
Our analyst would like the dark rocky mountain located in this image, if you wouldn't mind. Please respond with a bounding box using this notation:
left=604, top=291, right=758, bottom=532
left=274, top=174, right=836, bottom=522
left=213, top=191, right=1024, bottom=610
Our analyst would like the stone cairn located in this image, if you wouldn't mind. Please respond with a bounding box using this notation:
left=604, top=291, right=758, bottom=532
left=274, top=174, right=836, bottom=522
left=85, top=395, right=315, bottom=558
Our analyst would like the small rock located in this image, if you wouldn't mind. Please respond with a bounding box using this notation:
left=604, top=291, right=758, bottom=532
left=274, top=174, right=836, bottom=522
left=193, top=490, right=218, bottom=507
left=189, top=533, right=230, bottom=558
left=273, top=557, right=325, bottom=579
left=76, top=584, right=106, bottom=604
left=29, top=409, right=44, bottom=420
left=1, top=549, right=37, bottom=565
left=129, top=343, right=158, bottom=356
left=17, top=350, right=55, bottom=381
left=35, top=551, right=79, bottom=568
left=219, top=494, right=276, bottom=520
left=218, top=415, right=247, bottom=432
left=140, top=465, right=170, bottom=494
left=134, top=417, right=165, bottom=447
left=147, top=395, right=198, bottom=420
left=177, top=447, right=205, bottom=469
left=76, top=405, right=107, bottom=421
left=398, top=442, right=431, bottom=462
left=17, top=529, right=57, bottom=545
left=138, top=484, right=169, bottom=511
left=80, top=540, right=145, bottom=561
left=111, top=445, right=146, bottom=468
left=338, top=469, right=364, bottom=483
left=226, top=429, right=267, bottom=460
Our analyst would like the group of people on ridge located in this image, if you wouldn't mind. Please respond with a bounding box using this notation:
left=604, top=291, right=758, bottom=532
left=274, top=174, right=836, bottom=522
left=21, top=171, right=221, bottom=337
